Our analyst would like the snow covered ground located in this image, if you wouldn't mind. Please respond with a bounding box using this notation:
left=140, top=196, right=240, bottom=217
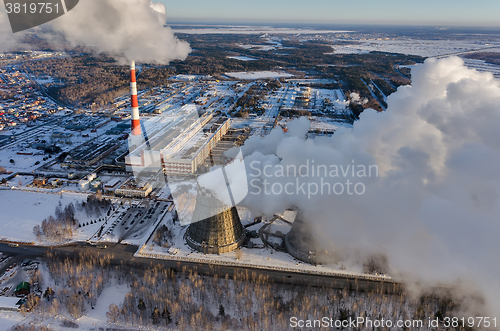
left=0, top=270, right=133, bottom=330
left=0, top=190, right=108, bottom=244
left=226, top=71, right=294, bottom=80
left=238, top=44, right=277, bottom=51
left=328, top=39, right=500, bottom=57
left=172, top=25, right=352, bottom=35
left=76, top=282, right=130, bottom=328
left=0, top=190, right=88, bottom=243
left=227, top=55, right=257, bottom=61
left=0, top=311, right=24, bottom=330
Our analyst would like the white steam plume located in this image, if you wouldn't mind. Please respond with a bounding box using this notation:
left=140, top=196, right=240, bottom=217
left=236, top=57, right=500, bottom=315
left=0, top=0, right=191, bottom=64
left=0, top=7, right=27, bottom=51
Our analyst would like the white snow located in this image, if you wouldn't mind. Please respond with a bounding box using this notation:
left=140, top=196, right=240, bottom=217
left=226, top=71, right=293, bottom=80
left=0, top=311, right=24, bottom=330
left=0, top=190, right=89, bottom=244
left=76, top=282, right=130, bottom=327
left=227, top=56, right=257, bottom=61
left=328, top=39, right=500, bottom=57
left=172, top=25, right=352, bottom=35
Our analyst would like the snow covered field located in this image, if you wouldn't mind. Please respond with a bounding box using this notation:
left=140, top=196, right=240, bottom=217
left=0, top=311, right=24, bottom=329
left=0, top=190, right=95, bottom=244
left=76, top=282, right=130, bottom=327
left=329, top=39, right=500, bottom=57
left=462, top=58, right=500, bottom=78
left=227, top=55, right=257, bottom=61
left=172, top=25, right=352, bottom=35
left=226, top=71, right=294, bottom=80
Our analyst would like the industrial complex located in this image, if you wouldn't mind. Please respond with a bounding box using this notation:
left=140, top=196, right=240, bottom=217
left=0, top=56, right=354, bottom=268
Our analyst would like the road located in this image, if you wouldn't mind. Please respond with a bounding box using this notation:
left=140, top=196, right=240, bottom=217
left=0, top=242, right=403, bottom=294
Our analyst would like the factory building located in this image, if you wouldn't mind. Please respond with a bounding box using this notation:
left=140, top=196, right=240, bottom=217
left=294, top=87, right=311, bottom=107
left=185, top=187, right=246, bottom=254
left=32, top=177, right=47, bottom=187
left=104, top=178, right=121, bottom=191
left=126, top=114, right=231, bottom=175
left=65, top=138, right=119, bottom=167
left=51, top=132, right=73, bottom=139
left=115, top=178, right=153, bottom=198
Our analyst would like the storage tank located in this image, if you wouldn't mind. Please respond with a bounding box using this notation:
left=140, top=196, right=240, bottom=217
left=90, top=181, right=102, bottom=192
left=79, top=180, right=90, bottom=191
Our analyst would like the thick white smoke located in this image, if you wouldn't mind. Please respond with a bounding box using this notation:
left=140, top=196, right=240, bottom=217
left=0, top=7, right=27, bottom=51
left=238, top=57, right=500, bottom=316
left=350, top=92, right=368, bottom=105
left=0, top=0, right=191, bottom=64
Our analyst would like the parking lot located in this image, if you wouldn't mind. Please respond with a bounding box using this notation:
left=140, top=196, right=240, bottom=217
left=98, top=201, right=171, bottom=243
left=0, top=252, right=41, bottom=299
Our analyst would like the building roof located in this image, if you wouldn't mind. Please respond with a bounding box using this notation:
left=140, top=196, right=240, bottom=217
left=15, top=281, right=30, bottom=292
left=0, top=297, right=20, bottom=310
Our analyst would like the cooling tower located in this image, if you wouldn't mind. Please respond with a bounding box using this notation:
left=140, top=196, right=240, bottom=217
left=284, top=212, right=337, bottom=265
left=185, top=186, right=246, bottom=254
left=130, top=60, right=141, bottom=136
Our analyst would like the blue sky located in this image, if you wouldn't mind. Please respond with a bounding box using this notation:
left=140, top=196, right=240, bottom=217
left=160, top=0, right=500, bottom=26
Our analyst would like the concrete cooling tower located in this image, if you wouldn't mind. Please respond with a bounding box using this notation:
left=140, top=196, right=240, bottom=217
left=185, top=187, right=247, bottom=254
left=284, top=212, right=337, bottom=265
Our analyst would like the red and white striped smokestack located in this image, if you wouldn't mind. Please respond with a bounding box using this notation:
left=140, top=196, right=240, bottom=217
left=130, top=60, right=142, bottom=136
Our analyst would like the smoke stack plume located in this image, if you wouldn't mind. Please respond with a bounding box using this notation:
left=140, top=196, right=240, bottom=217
left=130, top=60, right=141, bottom=136
left=0, top=0, right=191, bottom=64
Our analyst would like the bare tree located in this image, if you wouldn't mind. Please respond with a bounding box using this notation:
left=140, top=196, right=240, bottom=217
left=106, top=303, right=120, bottom=323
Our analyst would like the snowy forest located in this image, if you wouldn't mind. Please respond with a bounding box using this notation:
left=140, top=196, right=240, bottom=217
left=12, top=251, right=485, bottom=331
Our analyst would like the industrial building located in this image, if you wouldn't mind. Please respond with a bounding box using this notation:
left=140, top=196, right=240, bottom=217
left=115, top=178, right=153, bottom=198
left=185, top=187, right=246, bottom=254
left=32, top=177, right=47, bottom=187
left=65, top=138, right=119, bottom=167
left=126, top=113, right=231, bottom=175
left=295, top=87, right=311, bottom=107
left=51, top=132, right=73, bottom=139
left=104, top=178, right=121, bottom=191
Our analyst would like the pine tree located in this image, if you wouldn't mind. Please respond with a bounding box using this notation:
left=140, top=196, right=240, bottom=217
left=219, top=304, right=225, bottom=317
left=43, top=287, right=55, bottom=301
left=138, top=298, right=146, bottom=311
left=162, top=307, right=172, bottom=324
left=151, top=307, right=160, bottom=324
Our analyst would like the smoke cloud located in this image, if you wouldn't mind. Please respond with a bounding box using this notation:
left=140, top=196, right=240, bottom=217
left=350, top=92, right=368, bottom=105
left=237, top=57, right=500, bottom=316
left=0, top=8, right=26, bottom=51
left=0, top=0, right=191, bottom=64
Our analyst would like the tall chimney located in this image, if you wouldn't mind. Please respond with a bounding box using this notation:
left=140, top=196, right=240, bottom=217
left=130, top=60, right=141, bottom=136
